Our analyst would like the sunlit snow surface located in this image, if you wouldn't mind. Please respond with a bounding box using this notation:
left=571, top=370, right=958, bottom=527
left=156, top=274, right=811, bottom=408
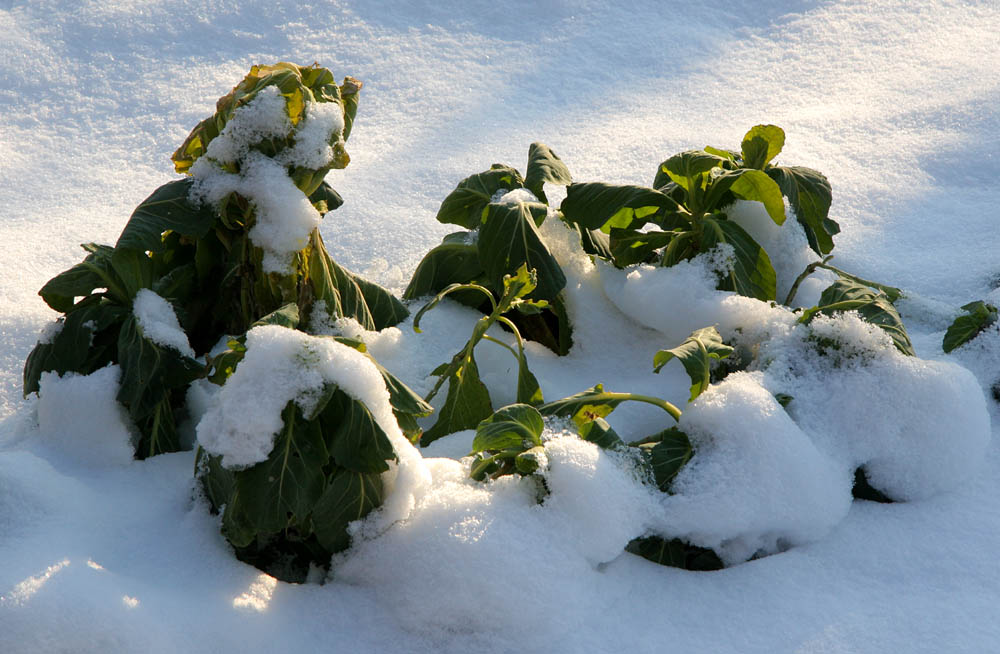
left=2, top=1, right=1000, bottom=652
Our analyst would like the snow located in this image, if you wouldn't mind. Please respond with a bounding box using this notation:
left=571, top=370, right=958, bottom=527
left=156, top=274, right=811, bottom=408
left=189, top=87, right=346, bottom=273
left=3, top=1, right=1000, bottom=653
left=133, top=289, right=196, bottom=358
left=198, top=325, right=406, bottom=468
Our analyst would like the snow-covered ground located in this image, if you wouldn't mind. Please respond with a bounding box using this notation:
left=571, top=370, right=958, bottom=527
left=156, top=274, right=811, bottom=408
left=2, top=1, right=999, bottom=652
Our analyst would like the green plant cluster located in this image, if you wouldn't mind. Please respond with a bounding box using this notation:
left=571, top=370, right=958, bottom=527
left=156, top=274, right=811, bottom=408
left=23, top=63, right=430, bottom=581
left=27, top=63, right=984, bottom=580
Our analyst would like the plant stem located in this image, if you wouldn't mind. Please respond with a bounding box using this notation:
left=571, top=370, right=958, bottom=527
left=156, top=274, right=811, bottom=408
left=606, top=392, right=683, bottom=422
left=784, top=255, right=833, bottom=306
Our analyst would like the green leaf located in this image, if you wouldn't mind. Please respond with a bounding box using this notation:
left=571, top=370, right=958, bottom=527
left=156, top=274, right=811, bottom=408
left=116, top=314, right=204, bottom=430
left=478, top=201, right=566, bottom=303
left=800, top=279, right=915, bottom=356
left=943, top=300, right=998, bottom=353
left=110, top=248, right=154, bottom=300
left=308, top=180, right=345, bottom=216
left=23, top=298, right=127, bottom=395
left=134, top=393, right=182, bottom=459
left=702, top=147, right=739, bottom=163
left=569, top=221, right=614, bottom=260
left=320, top=389, right=397, bottom=474
left=662, top=150, right=727, bottom=190
left=641, top=427, right=693, bottom=491
left=767, top=166, right=837, bottom=255
left=403, top=239, right=483, bottom=300
left=524, top=142, right=572, bottom=201
left=39, top=244, right=123, bottom=311
left=472, top=403, right=545, bottom=454
left=514, top=446, right=546, bottom=475
left=352, top=272, right=410, bottom=330
left=152, top=262, right=197, bottom=306
left=653, top=326, right=734, bottom=401
left=311, top=468, right=383, bottom=553
left=727, top=169, right=786, bottom=225
left=436, top=165, right=525, bottom=229
left=309, top=231, right=408, bottom=331
left=420, top=352, right=493, bottom=446
left=372, top=360, right=434, bottom=420
left=609, top=229, right=675, bottom=267
left=625, top=536, right=722, bottom=571
left=116, top=179, right=217, bottom=253
left=515, top=346, right=544, bottom=406
left=699, top=215, right=777, bottom=301
left=577, top=417, right=625, bottom=450
left=230, top=403, right=329, bottom=535
left=561, top=183, right=679, bottom=233
left=539, top=384, right=628, bottom=428
left=740, top=124, right=785, bottom=169
left=251, top=303, right=301, bottom=329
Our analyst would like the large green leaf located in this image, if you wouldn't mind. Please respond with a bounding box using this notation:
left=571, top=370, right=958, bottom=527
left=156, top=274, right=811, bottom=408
left=39, top=244, right=124, bottom=311
left=309, top=231, right=408, bottom=330
left=726, top=169, right=786, bottom=225
left=767, top=166, right=837, bottom=255
left=320, top=389, right=397, bottom=474
left=116, top=179, right=217, bottom=253
left=472, top=403, right=545, bottom=454
left=372, top=360, right=434, bottom=419
left=420, top=352, right=493, bottom=446
left=799, top=279, right=915, bottom=356
left=698, top=216, right=777, bottom=301
left=662, top=150, right=727, bottom=190
left=639, top=427, right=693, bottom=491
left=478, top=201, right=566, bottom=303
left=352, top=272, right=410, bottom=329
left=23, top=297, right=127, bottom=395
left=524, top=142, right=572, bottom=200
left=436, top=165, right=525, bottom=229
left=311, top=468, right=383, bottom=553
left=403, top=239, right=483, bottom=300
left=560, top=183, right=679, bottom=233
left=116, top=314, right=204, bottom=429
left=653, top=326, right=734, bottom=401
left=577, top=417, right=625, bottom=450
left=943, top=301, right=998, bottom=353
left=229, top=402, right=329, bottom=536
left=110, top=248, right=154, bottom=300
left=609, top=228, right=675, bottom=267
left=740, top=124, right=785, bottom=169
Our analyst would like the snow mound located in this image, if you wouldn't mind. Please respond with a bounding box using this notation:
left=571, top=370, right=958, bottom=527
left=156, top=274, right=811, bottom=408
left=35, top=366, right=134, bottom=467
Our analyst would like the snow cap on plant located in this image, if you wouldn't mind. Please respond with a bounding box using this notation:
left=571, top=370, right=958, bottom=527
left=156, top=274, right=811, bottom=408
left=171, top=62, right=361, bottom=196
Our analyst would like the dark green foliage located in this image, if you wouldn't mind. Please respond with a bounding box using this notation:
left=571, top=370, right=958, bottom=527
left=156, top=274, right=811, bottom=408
left=406, top=143, right=574, bottom=355
left=943, top=300, right=998, bottom=353
left=559, top=124, right=844, bottom=305
left=626, top=536, right=723, bottom=571
left=25, top=63, right=428, bottom=582
left=416, top=266, right=546, bottom=446
left=852, top=467, right=894, bottom=504
left=25, top=62, right=408, bottom=460
left=799, top=279, right=915, bottom=356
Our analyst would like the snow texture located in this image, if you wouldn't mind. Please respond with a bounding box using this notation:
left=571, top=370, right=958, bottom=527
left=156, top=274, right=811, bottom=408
left=132, top=289, right=195, bottom=358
